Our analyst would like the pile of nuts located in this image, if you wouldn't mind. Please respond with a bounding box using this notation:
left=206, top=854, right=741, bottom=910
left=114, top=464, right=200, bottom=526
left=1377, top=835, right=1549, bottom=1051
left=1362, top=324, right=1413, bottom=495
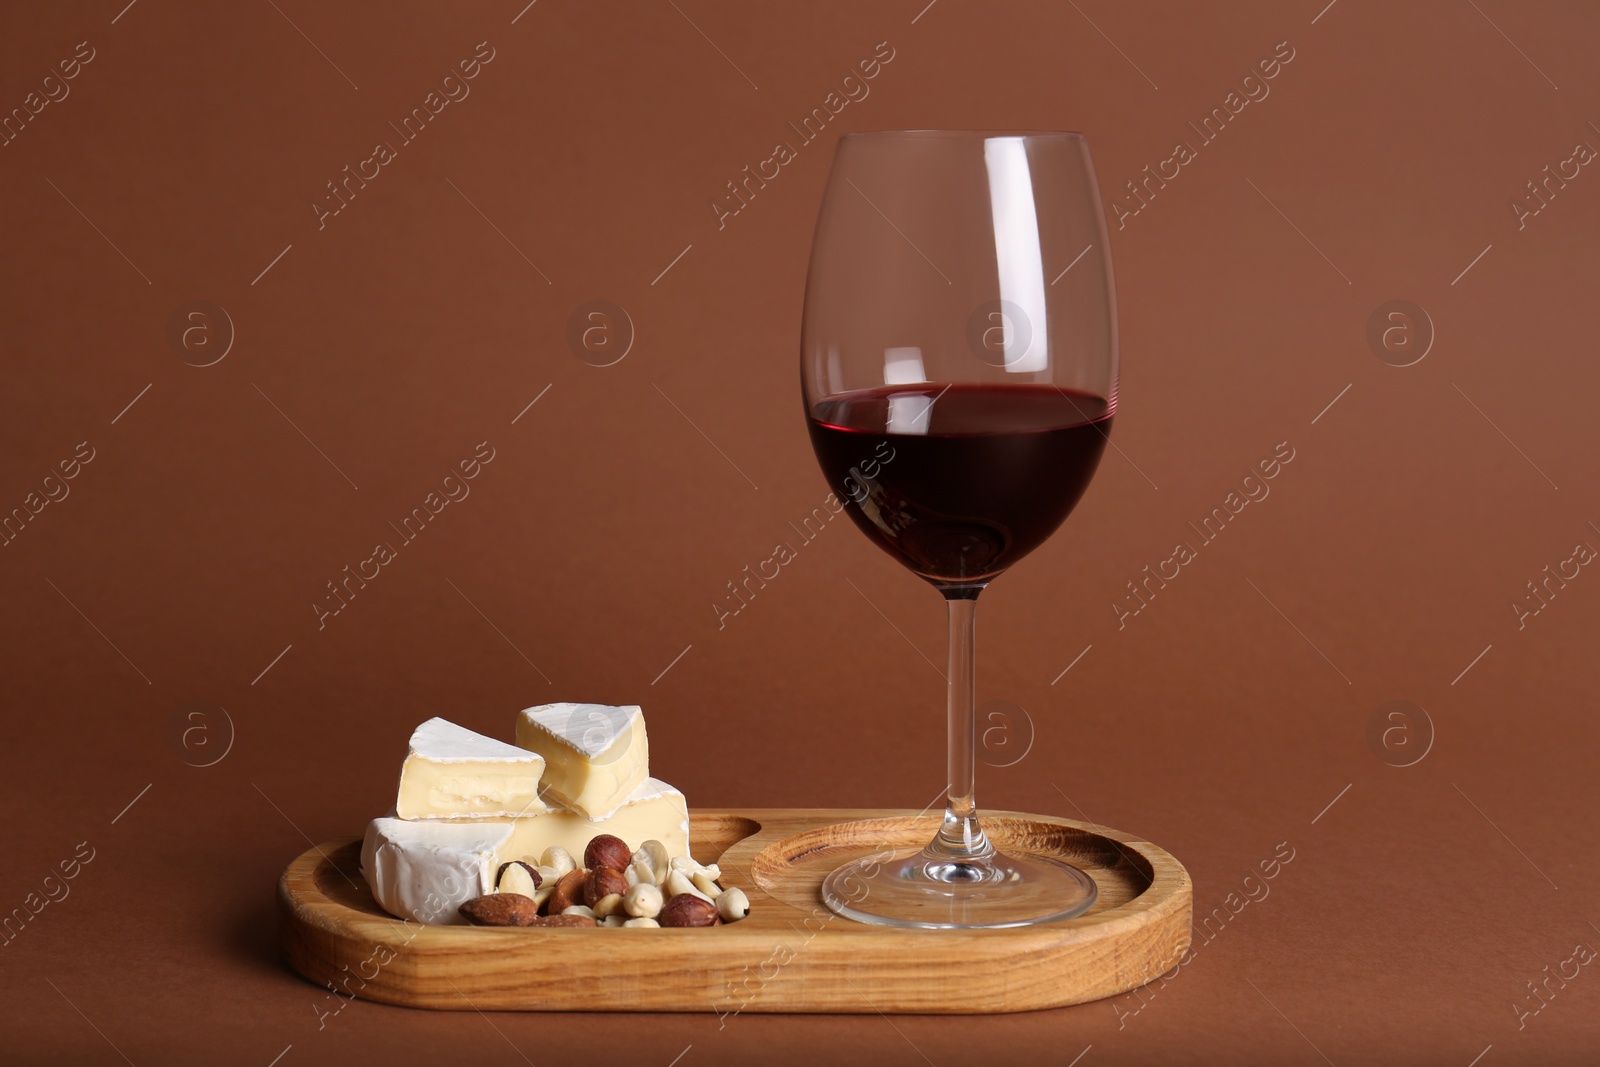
left=458, top=833, right=751, bottom=929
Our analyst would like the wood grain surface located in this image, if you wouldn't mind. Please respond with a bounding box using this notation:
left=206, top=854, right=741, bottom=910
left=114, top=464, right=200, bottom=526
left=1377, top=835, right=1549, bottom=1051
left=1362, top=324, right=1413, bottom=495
left=278, top=809, right=1191, bottom=1013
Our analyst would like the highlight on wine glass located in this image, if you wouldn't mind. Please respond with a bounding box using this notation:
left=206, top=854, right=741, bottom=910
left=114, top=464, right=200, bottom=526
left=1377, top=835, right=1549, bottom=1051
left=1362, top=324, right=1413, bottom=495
left=802, top=131, right=1118, bottom=928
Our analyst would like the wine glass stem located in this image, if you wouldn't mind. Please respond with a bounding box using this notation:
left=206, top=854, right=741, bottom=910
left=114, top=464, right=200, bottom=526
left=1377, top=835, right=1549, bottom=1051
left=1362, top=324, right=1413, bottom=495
left=926, top=592, right=995, bottom=868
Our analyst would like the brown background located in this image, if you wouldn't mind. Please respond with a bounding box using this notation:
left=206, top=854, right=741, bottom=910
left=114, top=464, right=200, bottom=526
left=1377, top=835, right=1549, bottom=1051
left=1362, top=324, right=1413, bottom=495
left=2, top=0, right=1598, bottom=1063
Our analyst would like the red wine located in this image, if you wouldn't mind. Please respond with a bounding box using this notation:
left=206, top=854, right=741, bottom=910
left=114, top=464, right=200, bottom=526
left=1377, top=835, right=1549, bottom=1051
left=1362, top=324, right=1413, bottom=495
left=807, top=383, right=1112, bottom=586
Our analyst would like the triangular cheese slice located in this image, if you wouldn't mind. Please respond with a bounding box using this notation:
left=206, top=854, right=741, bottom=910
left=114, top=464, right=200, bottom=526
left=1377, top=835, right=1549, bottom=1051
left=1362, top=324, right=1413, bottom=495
left=515, top=703, right=648, bottom=819
left=395, top=717, right=546, bottom=820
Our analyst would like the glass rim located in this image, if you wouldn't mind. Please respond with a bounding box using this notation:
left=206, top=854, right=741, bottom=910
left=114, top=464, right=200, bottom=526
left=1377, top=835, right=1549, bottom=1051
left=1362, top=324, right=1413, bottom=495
left=840, top=129, right=1086, bottom=140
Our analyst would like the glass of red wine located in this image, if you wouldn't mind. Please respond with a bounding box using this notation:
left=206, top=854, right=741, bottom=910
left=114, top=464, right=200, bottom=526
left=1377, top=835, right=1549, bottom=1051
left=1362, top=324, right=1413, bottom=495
left=802, top=131, right=1117, bottom=928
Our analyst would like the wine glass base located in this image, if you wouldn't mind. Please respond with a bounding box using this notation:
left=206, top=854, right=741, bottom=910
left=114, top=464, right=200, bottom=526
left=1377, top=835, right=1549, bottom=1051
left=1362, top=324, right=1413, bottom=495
left=820, top=848, right=1098, bottom=929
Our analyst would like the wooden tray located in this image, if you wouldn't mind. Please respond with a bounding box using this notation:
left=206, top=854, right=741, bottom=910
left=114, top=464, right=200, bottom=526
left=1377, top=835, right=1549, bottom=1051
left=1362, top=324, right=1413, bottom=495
left=278, top=808, right=1191, bottom=1013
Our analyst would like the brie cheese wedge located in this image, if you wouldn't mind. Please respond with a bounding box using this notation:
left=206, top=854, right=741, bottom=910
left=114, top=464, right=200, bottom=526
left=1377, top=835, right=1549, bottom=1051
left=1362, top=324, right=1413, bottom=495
left=515, top=703, right=648, bottom=819
left=395, top=717, right=546, bottom=820
left=360, top=816, right=515, bottom=925
left=361, top=778, right=694, bottom=924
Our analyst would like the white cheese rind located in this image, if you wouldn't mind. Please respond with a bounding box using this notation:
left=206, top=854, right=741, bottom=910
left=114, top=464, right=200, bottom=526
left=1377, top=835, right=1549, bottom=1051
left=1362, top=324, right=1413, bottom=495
left=360, top=817, right=513, bottom=925
left=395, top=717, right=546, bottom=820
left=361, top=780, right=692, bottom=925
left=514, top=703, right=648, bottom=820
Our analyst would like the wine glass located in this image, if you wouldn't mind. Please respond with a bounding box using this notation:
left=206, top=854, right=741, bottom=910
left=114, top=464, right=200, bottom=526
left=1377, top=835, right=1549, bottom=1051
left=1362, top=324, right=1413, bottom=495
left=801, top=130, right=1118, bottom=929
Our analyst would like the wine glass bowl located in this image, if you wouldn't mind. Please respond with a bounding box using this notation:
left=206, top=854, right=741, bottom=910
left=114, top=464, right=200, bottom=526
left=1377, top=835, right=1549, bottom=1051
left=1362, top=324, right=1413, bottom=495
left=801, top=130, right=1118, bottom=928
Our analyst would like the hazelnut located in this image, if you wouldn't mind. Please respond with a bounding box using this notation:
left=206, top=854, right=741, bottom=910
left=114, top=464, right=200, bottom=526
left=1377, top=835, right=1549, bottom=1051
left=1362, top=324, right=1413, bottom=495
left=658, top=894, right=718, bottom=928
left=584, top=866, right=629, bottom=907
left=547, top=868, right=587, bottom=914
left=585, top=834, right=632, bottom=872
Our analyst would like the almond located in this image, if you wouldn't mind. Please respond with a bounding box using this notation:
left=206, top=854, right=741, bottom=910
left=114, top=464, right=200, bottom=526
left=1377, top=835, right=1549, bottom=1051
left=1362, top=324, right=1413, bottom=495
left=585, top=834, right=632, bottom=872
left=547, top=868, right=587, bottom=914
left=492, top=857, right=544, bottom=895
left=528, top=913, right=598, bottom=928
left=540, top=846, right=576, bottom=879
left=459, top=893, right=539, bottom=927
left=658, top=894, right=718, bottom=928
left=639, top=840, right=671, bottom=881
left=584, top=865, right=629, bottom=907
left=716, top=886, right=750, bottom=922
left=623, top=882, right=663, bottom=919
